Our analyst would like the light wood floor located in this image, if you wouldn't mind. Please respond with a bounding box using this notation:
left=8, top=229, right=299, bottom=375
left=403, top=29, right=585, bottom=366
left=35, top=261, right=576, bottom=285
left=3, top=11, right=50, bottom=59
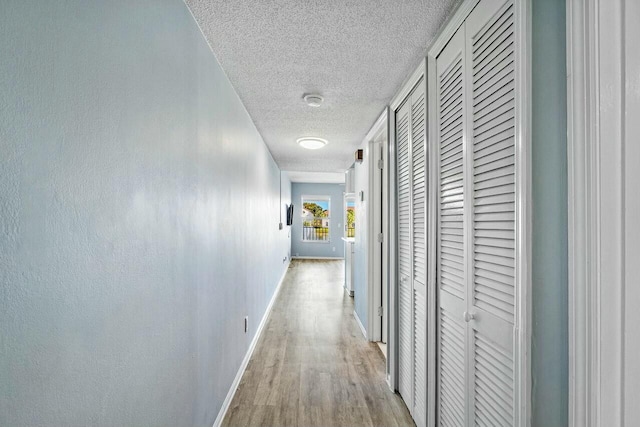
left=222, top=259, right=415, bottom=427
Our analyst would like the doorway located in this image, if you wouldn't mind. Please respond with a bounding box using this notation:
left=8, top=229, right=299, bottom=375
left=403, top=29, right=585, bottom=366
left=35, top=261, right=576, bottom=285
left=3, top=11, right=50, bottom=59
left=364, top=110, right=388, bottom=354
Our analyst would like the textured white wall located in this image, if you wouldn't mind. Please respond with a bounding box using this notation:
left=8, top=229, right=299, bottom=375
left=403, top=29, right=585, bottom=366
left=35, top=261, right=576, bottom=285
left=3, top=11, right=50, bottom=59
left=0, top=1, right=290, bottom=425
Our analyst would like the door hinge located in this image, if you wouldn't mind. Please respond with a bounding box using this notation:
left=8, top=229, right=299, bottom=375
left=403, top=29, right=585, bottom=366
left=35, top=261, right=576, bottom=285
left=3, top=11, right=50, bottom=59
left=377, top=233, right=384, bottom=243
left=378, top=159, right=384, bottom=169
left=377, top=306, right=384, bottom=316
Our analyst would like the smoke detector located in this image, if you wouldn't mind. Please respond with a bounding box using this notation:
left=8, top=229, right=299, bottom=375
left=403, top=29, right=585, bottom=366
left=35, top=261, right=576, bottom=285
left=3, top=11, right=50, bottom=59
left=303, top=94, right=324, bottom=107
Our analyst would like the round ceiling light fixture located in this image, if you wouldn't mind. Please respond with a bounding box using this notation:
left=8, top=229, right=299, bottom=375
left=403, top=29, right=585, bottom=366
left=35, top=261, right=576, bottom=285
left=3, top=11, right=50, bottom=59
left=297, top=137, right=328, bottom=150
left=303, top=94, right=324, bottom=107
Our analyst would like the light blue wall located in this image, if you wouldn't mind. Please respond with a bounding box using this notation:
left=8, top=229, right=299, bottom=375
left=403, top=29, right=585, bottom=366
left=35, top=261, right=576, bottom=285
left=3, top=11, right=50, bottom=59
left=291, top=183, right=346, bottom=258
left=0, top=1, right=291, bottom=426
left=281, top=172, right=293, bottom=262
left=531, top=0, right=568, bottom=426
left=353, top=149, right=369, bottom=331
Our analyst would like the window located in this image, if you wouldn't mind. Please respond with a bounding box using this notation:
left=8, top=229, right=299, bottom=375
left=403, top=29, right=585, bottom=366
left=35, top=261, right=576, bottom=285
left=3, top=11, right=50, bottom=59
left=346, top=200, right=355, bottom=237
left=301, top=196, right=330, bottom=242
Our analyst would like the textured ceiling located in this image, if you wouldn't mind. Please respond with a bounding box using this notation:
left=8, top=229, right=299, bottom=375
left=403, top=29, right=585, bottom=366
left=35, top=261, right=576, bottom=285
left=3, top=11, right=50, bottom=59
left=186, top=0, right=460, bottom=172
left=287, top=171, right=345, bottom=184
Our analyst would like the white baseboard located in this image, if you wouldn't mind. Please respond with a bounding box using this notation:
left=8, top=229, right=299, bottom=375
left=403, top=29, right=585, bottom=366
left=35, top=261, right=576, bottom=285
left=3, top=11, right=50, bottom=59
left=212, top=261, right=290, bottom=427
left=291, top=256, right=344, bottom=260
left=354, top=310, right=367, bottom=340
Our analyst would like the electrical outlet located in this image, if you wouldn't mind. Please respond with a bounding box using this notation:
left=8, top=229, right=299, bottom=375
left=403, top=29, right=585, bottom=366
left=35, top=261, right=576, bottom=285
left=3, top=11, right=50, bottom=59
left=244, top=316, right=248, bottom=333
left=332, top=246, right=336, bottom=252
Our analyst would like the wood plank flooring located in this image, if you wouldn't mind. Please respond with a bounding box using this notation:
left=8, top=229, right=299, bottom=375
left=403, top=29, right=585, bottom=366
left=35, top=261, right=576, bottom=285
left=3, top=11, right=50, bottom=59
left=222, top=259, right=415, bottom=427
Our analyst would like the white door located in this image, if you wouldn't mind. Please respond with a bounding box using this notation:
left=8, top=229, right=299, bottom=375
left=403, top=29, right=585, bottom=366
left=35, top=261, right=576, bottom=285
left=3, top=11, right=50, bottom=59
left=466, top=1, right=517, bottom=425
left=436, top=25, right=467, bottom=427
left=396, top=98, right=413, bottom=411
left=435, top=0, right=519, bottom=425
left=396, top=78, right=428, bottom=427
left=410, top=80, right=427, bottom=427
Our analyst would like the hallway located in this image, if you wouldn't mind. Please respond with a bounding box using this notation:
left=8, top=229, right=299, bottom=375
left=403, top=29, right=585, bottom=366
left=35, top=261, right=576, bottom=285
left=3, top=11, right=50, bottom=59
left=222, top=260, right=415, bottom=427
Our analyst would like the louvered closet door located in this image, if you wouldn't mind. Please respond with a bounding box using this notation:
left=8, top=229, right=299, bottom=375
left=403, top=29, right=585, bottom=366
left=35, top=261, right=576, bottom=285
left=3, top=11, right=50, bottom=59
left=466, top=0, right=517, bottom=425
left=435, top=0, right=520, bottom=425
left=411, top=81, right=428, bottom=427
left=435, top=26, right=468, bottom=427
left=396, top=100, right=413, bottom=409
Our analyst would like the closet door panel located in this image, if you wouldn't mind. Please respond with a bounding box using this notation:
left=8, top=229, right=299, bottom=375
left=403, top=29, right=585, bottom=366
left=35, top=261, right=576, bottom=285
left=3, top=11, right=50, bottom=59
left=466, top=0, right=517, bottom=425
left=436, top=26, right=467, bottom=427
left=411, top=82, right=427, bottom=427
left=396, top=101, right=413, bottom=407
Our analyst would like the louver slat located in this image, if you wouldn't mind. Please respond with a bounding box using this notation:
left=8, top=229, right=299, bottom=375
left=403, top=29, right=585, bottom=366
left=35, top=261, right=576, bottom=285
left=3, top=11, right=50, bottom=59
left=396, top=101, right=413, bottom=408
left=397, top=107, right=411, bottom=279
left=414, top=288, right=426, bottom=424
left=468, top=1, right=517, bottom=426
left=412, top=88, right=427, bottom=288
left=440, top=310, right=466, bottom=426
left=439, top=54, right=465, bottom=301
left=436, top=25, right=467, bottom=427
left=472, top=1, right=516, bottom=325
left=474, top=332, right=514, bottom=427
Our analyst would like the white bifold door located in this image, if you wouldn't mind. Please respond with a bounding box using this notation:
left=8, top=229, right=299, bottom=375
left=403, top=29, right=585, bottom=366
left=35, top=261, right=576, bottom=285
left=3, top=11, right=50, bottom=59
left=435, top=0, right=522, bottom=425
left=396, top=78, right=427, bottom=427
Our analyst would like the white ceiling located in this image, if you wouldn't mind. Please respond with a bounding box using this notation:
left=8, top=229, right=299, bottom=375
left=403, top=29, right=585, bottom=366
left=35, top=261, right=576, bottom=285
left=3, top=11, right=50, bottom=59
left=186, top=0, right=461, bottom=173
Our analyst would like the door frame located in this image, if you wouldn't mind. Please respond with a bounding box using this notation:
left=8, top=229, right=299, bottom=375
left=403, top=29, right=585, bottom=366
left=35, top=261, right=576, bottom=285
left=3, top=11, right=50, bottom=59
left=567, top=0, right=638, bottom=425
left=566, top=2, right=600, bottom=422
left=426, top=0, right=532, bottom=425
left=365, top=109, right=387, bottom=343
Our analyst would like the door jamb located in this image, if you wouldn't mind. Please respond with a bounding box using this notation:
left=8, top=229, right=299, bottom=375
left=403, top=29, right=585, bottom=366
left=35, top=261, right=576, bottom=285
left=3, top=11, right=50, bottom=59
left=365, top=109, right=388, bottom=344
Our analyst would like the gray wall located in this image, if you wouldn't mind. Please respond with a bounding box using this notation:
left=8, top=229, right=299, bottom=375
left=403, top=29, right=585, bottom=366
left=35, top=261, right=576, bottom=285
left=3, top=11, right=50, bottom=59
left=291, top=183, right=346, bottom=258
left=531, top=0, right=568, bottom=425
left=0, top=1, right=291, bottom=426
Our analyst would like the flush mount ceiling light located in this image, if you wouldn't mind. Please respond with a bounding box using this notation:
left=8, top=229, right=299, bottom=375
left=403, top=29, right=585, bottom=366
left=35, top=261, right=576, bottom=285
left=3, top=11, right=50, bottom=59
left=303, top=94, right=324, bottom=107
left=297, top=137, right=328, bottom=150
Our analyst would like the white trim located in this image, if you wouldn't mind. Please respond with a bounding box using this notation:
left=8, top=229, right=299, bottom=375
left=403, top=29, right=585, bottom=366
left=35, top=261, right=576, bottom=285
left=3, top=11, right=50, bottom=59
left=365, top=109, right=388, bottom=343
left=381, top=106, right=391, bottom=348
left=390, top=61, right=426, bottom=111
left=426, top=53, right=438, bottom=427
left=354, top=309, right=368, bottom=339
left=514, top=0, right=532, bottom=425
left=567, top=0, right=600, bottom=425
left=291, top=256, right=344, bottom=260
left=365, top=108, right=389, bottom=142
left=426, top=0, right=481, bottom=59
left=212, top=261, right=290, bottom=427
left=387, top=101, right=399, bottom=391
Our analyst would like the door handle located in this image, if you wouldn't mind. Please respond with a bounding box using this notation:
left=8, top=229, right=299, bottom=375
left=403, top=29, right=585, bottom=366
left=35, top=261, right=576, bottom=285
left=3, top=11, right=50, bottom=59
left=463, top=311, right=475, bottom=323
